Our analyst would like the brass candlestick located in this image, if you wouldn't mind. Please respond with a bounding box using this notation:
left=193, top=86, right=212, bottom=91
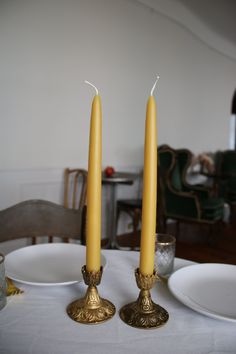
left=67, top=265, right=116, bottom=324
left=119, top=268, right=169, bottom=329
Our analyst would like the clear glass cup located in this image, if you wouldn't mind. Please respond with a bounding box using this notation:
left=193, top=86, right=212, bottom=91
left=0, top=253, right=7, bottom=311
left=155, top=234, right=176, bottom=277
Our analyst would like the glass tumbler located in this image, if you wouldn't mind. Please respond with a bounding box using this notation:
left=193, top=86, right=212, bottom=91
left=155, top=234, right=176, bottom=277
left=0, top=253, right=7, bottom=311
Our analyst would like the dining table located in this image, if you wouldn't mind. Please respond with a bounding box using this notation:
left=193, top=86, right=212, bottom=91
left=0, top=246, right=236, bottom=354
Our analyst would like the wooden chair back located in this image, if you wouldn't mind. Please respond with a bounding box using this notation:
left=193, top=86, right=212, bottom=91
left=63, top=168, right=87, bottom=244
left=64, top=168, right=87, bottom=210
left=0, top=199, right=85, bottom=244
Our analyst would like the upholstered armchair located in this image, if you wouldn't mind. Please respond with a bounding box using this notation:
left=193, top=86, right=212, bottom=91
left=215, top=150, right=236, bottom=203
left=158, top=146, right=224, bottom=238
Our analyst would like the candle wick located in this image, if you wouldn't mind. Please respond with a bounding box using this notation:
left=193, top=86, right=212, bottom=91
left=150, top=76, right=160, bottom=96
left=85, top=80, right=99, bottom=95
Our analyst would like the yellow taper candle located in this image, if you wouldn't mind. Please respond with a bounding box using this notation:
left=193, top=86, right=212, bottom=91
left=139, top=77, right=159, bottom=275
left=85, top=81, right=102, bottom=272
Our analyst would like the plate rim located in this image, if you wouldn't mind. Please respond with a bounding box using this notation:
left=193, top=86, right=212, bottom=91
left=5, top=243, right=106, bottom=286
left=168, top=263, right=236, bottom=322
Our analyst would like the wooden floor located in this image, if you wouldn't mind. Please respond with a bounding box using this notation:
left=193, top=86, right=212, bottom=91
left=110, top=219, right=236, bottom=265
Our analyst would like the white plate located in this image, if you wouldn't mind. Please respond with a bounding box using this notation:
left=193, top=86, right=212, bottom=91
left=5, top=243, right=106, bottom=286
left=168, top=263, right=236, bottom=322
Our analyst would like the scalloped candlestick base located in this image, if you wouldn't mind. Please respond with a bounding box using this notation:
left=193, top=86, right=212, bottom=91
left=67, top=265, right=116, bottom=324
left=119, top=268, right=169, bottom=329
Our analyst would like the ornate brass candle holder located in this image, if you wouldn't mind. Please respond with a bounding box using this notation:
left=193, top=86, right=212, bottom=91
left=119, top=268, right=169, bottom=329
left=67, top=265, right=116, bottom=324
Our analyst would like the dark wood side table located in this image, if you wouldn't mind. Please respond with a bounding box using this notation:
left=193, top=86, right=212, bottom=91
left=102, top=172, right=138, bottom=249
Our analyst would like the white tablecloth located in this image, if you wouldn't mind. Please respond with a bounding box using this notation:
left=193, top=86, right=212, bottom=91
left=0, top=247, right=235, bottom=354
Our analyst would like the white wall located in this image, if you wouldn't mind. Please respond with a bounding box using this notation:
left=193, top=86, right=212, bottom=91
left=0, top=0, right=236, bottom=214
